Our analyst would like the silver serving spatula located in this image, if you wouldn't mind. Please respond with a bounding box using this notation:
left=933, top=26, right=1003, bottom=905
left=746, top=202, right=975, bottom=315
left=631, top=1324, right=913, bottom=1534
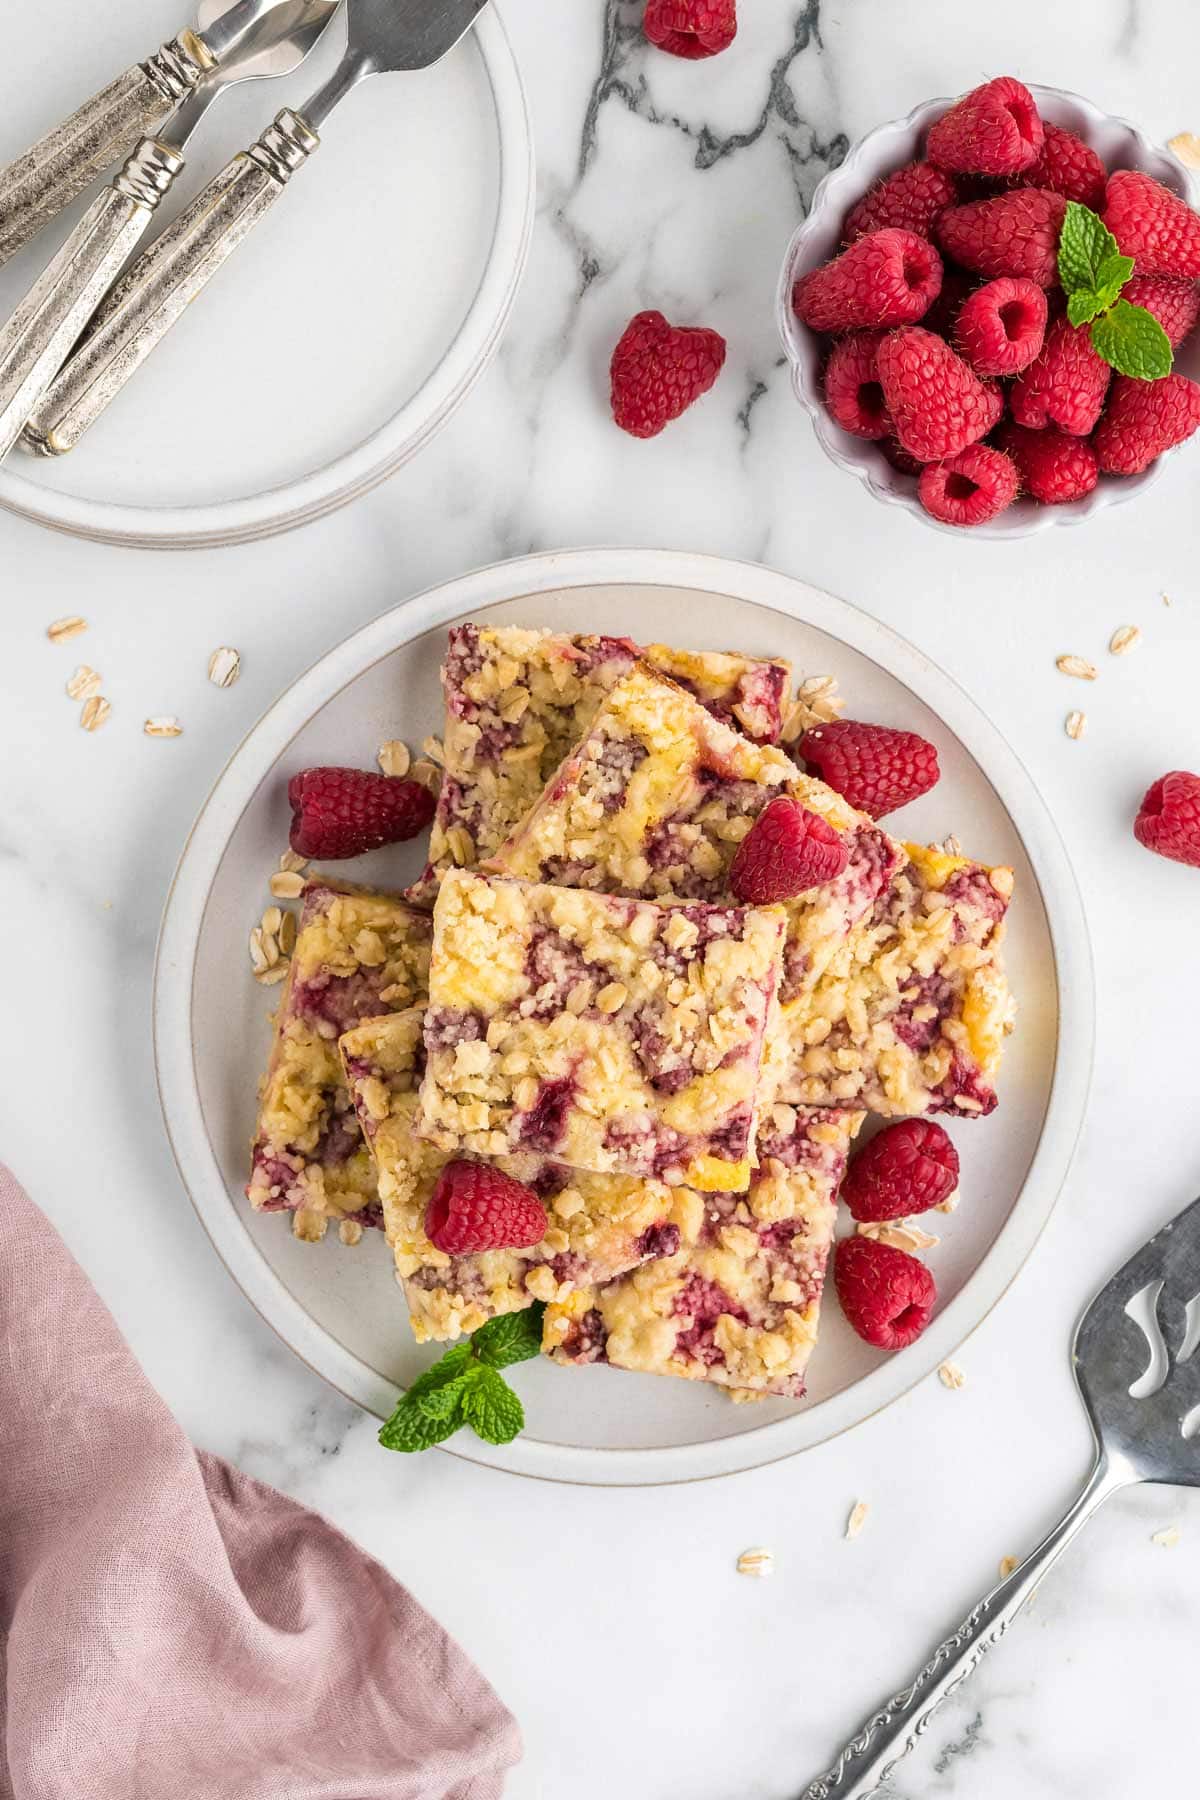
left=803, top=1194, right=1200, bottom=1800
left=24, top=0, right=492, bottom=459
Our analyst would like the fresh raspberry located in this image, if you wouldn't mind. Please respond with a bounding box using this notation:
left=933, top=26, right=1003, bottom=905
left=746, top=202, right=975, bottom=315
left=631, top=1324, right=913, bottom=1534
left=936, top=188, right=1067, bottom=286
left=288, top=767, right=435, bottom=859
left=1134, top=771, right=1200, bottom=869
left=799, top=719, right=940, bottom=819
left=1012, top=121, right=1106, bottom=209
left=843, top=162, right=959, bottom=244
left=1103, top=170, right=1200, bottom=279
left=643, top=0, right=736, bottom=58
left=995, top=421, right=1099, bottom=504
left=875, top=327, right=998, bottom=462
left=921, top=266, right=976, bottom=340
left=917, top=444, right=1019, bottom=527
left=610, top=310, right=726, bottom=439
left=954, top=275, right=1047, bottom=375
left=729, top=796, right=849, bottom=903
left=1093, top=372, right=1200, bottom=474
left=879, top=436, right=925, bottom=475
left=792, top=230, right=943, bottom=334
left=823, top=330, right=892, bottom=438
left=834, top=1235, right=937, bottom=1351
left=1122, top=274, right=1200, bottom=349
left=842, top=1120, right=960, bottom=1222
left=926, top=77, right=1044, bottom=177
left=1009, top=317, right=1111, bottom=435
left=425, top=1161, right=547, bottom=1255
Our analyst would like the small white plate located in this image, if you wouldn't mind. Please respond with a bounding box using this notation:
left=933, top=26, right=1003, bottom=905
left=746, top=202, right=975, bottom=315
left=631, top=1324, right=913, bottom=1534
left=0, top=2, right=533, bottom=549
left=154, top=549, right=1094, bottom=1486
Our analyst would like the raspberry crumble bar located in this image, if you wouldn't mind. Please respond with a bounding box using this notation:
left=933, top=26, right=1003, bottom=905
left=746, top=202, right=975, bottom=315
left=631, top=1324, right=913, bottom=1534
left=410, top=626, right=791, bottom=901
left=543, top=1104, right=862, bottom=1398
left=246, top=883, right=432, bottom=1241
left=339, top=1009, right=705, bottom=1342
left=487, top=663, right=902, bottom=1006
left=768, top=844, right=1015, bottom=1118
left=417, top=869, right=787, bottom=1192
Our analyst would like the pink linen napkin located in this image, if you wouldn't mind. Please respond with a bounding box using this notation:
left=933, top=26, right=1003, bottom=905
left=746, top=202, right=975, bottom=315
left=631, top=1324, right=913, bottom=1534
left=0, top=1164, right=521, bottom=1800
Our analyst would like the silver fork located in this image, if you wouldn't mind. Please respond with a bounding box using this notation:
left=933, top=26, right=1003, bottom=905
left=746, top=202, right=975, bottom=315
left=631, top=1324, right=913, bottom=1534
left=23, top=0, right=492, bottom=459
left=803, top=1194, right=1200, bottom=1800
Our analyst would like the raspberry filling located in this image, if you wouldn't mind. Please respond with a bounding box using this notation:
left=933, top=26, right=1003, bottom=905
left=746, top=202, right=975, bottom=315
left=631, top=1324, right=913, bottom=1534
left=519, top=1076, right=577, bottom=1152
left=673, top=1275, right=747, bottom=1365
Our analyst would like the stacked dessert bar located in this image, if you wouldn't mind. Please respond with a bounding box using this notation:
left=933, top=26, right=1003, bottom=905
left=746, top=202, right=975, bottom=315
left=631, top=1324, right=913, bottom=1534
left=248, top=626, right=1014, bottom=1401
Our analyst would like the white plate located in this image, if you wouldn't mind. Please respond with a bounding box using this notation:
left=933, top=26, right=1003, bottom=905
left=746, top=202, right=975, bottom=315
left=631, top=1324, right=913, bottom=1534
left=0, top=2, right=533, bottom=549
left=154, top=549, right=1094, bottom=1486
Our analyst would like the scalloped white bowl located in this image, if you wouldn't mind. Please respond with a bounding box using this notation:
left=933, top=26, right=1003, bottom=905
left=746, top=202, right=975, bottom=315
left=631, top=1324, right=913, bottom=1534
left=777, top=83, right=1198, bottom=539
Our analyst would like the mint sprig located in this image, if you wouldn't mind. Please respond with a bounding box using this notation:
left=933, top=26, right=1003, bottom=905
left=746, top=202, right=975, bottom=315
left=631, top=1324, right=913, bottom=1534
left=378, top=1305, right=545, bottom=1454
left=1057, top=200, right=1172, bottom=379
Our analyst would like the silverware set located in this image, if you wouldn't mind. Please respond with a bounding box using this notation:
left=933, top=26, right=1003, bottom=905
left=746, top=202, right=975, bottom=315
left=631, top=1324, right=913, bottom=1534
left=0, top=0, right=489, bottom=461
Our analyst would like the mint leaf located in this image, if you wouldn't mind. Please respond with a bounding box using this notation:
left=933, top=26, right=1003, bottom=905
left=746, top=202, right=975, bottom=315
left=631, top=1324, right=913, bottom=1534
left=1095, top=249, right=1135, bottom=299
left=472, top=1303, right=546, bottom=1370
left=1067, top=289, right=1106, bottom=328
left=404, top=1343, right=473, bottom=1402
left=1090, top=299, right=1173, bottom=379
left=379, top=1381, right=468, bottom=1453
left=462, top=1365, right=526, bottom=1445
left=1058, top=201, right=1125, bottom=296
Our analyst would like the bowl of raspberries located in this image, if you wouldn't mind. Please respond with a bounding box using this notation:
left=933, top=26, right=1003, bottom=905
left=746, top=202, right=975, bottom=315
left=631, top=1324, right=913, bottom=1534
left=779, top=78, right=1200, bottom=533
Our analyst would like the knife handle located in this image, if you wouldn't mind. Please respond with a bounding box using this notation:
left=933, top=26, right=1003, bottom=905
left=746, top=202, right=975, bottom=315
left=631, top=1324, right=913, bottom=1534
left=0, top=137, right=185, bottom=460
left=0, top=33, right=211, bottom=269
left=24, top=110, right=321, bottom=458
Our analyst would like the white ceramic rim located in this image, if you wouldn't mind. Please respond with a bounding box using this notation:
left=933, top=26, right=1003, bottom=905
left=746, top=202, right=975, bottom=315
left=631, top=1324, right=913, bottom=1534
left=153, top=548, right=1095, bottom=1486
left=776, top=83, right=1195, bottom=540
left=0, top=7, right=534, bottom=552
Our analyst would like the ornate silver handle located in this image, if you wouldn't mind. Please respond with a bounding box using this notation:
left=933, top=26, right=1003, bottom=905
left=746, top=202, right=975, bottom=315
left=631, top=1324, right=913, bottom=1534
left=802, top=1457, right=1125, bottom=1800
left=24, top=110, right=320, bottom=456
left=0, top=34, right=211, bottom=269
left=0, top=137, right=185, bottom=460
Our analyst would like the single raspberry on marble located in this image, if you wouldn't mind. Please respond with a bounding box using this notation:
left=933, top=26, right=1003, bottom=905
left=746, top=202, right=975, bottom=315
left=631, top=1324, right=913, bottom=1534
left=610, top=310, right=726, bottom=438
left=823, top=330, right=892, bottom=438
left=425, top=1161, right=547, bottom=1255
left=918, top=444, right=1019, bottom=527
left=1010, top=317, right=1111, bottom=435
left=288, top=767, right=435, bottom=859
left=834, top=1235, right=937, bottom=1351
left=1103, top=169, right=1200, bottom=279
left=643, top=0, right=736, bottom=58
left=1093, top=372, right=1200, bottom=474
left=936, top=188, right=1067, bottom=285
left=843, top=161, right=959, bottom=243
left=799, top=719, right=940, bottom=818
left=729, top=796, right=849, bottom=903
left=1121, top=275, right=1200, bottom=349
left=1134, top=771, right=1200, bottom=869
left=1013, top=121, right=1107, bottom=209
left=955, top=276, right=1047, bottom=376
left=926, top=76, right=1043, bottom=176
left=792, top=229, right=943, bottom=334
left=875, top=327, right=998, bottom=462
left=842, top=1120, right=960, bottom=1223
left=995, top=421, right=1099, bottom=504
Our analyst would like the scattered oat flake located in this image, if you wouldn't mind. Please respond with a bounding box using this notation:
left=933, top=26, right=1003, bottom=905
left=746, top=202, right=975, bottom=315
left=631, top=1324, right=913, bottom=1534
left=940, top=834, right=963, bottom=857
left=936, top=1191, right=960, bottom=1214
left=1056, top=654, right=1098, bottom=681
left=378, top=739, right=411, bottom=779
left=79, top=695, right=111, bottom=732
left=1065, top=710, right=1087, bottom=741
left=1152, top=1526, right=1181, bottom=1548
left=736, top=1546, right=774, bottom=1578
left=249, top=927, right=270, bottom=974
left=409, top=757, right=442, bottom=792
left=1162, top=592, right=1173, bottom=607
left=938, top=1361, right=966, bottom=1390
left=144, top=717, right=182, bottom=738
left=1109, top=624, right=1142, bottom=656
left=857, top=1218, right=939, bottom=1253
left=66, top=665, right=101, bottom=701
left=207, top=646, right=241, bottom=688
left=845, top=1501, right=869, bottom=1541
left=269, top=870, right=305, bottom=901
left=278, top=912, right=297, bottom=956
left=254, top=963, right=289, bottom=986
left=279, top=848, right=309, bottom=874
left=1169, top=133, right=1200, bottom=169
left=47, top=615, right=87, bottom=643
left=339, top=1218, right=364, bottom=1247
left=261, top=905, right=283, bottom=937
left=999, top=1555, right=1019, bottom=1579
left=421, top=735, right=445, bottom=767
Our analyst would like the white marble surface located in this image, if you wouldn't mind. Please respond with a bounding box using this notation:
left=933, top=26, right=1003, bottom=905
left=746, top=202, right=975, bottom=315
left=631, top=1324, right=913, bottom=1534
left=4, top=3, right=1200, bottom=1794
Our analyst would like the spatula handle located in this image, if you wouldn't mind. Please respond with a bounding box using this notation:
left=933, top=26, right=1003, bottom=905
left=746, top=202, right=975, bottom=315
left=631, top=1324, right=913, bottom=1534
left=0, top=137, right=185, bottom=460
left=800, top=1456, right=1124, bottom=1800
left=23, top=110, right=321, bottom=457
left=0, top=34, right=211, bottom=269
